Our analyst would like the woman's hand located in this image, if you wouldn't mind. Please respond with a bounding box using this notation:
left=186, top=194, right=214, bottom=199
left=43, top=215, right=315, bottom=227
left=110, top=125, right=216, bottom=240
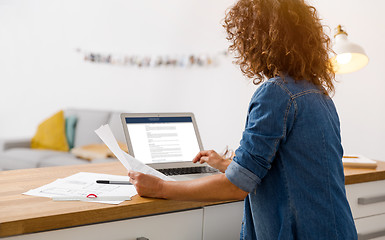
left=192, top=150, right=232, bottom=173
left=128, top=171, right=165, bottom=198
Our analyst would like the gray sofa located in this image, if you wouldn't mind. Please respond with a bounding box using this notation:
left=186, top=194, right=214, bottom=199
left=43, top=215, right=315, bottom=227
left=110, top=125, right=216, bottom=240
left=0, top=109, right=127, bottom=171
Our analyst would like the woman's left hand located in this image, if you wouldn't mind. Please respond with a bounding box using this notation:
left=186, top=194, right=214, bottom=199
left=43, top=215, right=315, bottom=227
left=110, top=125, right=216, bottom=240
left=128, top=171, right=165, bottom=198
left=192, top=150, right=231, bottom=173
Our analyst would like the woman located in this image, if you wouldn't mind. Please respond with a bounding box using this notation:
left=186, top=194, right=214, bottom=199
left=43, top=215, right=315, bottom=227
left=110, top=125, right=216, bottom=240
left=128, top=0, right=357, bottom=239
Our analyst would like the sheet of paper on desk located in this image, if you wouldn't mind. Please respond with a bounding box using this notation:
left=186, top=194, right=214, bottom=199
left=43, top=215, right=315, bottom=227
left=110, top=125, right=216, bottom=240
left=342, top=155, right=378, bottom=169
left=95, top=124, right=174, bottom=181
left=23, top=172, right=138, bottom=204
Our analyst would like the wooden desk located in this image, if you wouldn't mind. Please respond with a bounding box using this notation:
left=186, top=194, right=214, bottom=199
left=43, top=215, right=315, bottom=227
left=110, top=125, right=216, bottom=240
left=1, top=161, right=385, bottom=239
left=343, top=161, right=385, bottom=239
left=0, top=162, right=236, bottom=239
left=344, top=160, right=385, bottom=184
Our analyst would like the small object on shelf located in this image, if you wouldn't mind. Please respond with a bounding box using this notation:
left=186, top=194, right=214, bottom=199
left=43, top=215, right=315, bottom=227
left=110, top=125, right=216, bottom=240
left=342, top=155, right=377, bottom=169
left=76, top=48, right=226, bottom=68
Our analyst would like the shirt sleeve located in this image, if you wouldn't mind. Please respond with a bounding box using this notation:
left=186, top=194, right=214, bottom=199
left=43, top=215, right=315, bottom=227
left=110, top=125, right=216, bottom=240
left=225, top=81, right=295, bottom=193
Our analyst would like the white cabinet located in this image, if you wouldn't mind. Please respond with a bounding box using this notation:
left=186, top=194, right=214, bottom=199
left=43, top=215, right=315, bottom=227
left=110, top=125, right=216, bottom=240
left=4, top=209, right=203, bottom=240
left=355, top=214, right=385, bottom=240
left=346, top=180, right=385, bottom=219
left=346, top=180, right=385, bottom=240
left=3, top=202, right=246, bottom=240
left=202, top=201, right=244, bottom=240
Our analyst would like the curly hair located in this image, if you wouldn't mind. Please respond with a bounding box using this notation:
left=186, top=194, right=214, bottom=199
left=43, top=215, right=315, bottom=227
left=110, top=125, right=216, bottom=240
left=223, top=0, right=335, bottom=94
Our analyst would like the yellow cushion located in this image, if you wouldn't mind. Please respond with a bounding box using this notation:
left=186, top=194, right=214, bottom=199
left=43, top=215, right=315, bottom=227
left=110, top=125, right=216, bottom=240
left=31, top=111, right=69, bottom=152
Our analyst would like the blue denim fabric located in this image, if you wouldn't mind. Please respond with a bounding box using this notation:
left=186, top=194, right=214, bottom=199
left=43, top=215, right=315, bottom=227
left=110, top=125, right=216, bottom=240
left=225, top=76, right=357, bottom=240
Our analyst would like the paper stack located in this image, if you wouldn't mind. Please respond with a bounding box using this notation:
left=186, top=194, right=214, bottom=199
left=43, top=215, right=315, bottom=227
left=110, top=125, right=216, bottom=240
left=342, top=155, right=377, bottom=169
left=23, top=172, right=138, bottom=204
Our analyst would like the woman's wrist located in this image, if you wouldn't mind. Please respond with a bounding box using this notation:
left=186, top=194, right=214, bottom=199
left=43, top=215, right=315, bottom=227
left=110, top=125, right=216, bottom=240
left=159, top=180, right=168, bottom=199
left=219, top=159, right=232, bottom=173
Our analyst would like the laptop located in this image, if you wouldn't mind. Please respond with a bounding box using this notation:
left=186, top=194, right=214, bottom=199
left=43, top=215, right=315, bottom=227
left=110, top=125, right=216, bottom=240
left=120, top=112, right=219, bottom=180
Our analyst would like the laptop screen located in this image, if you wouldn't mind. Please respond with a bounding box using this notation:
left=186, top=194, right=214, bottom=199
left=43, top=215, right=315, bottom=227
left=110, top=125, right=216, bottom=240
left=124, top=116, right=201, bottom=164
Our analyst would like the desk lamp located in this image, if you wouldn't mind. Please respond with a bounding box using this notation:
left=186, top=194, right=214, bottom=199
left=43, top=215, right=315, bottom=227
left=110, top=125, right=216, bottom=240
left=330, top=25, right=369, bottom=74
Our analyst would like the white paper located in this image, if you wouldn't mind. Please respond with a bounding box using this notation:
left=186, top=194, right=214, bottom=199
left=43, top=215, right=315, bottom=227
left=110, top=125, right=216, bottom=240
left=24, top=172, right=138, bottom=204
left=122, top=151, right=174, bottom=181
left=95, top=124, right=174, bottom=181
left=95, top=125, right=132, bottom=171
left=343, top=155, right=377, bottom=164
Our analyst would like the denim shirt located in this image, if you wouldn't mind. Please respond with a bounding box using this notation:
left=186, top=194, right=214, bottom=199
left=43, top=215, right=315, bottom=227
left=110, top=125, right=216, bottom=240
left=225, top=76, right=357, bottom=240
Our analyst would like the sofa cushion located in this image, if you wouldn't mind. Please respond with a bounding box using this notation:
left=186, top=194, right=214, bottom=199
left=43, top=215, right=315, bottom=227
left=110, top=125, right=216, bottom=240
left=38, top=155, right=117, bottom=168
left=31, top=110, right=69, bottom=152
left=38, top=155, right=89, bottom=168
left=65, top=115, right=77, bottom=149
left=0, top=148, right=72, bottom=170
left=65, top=109, right=111, bottom=148
left=0, top=154, right=36, bottom=170
left=5, top=148, right=70, bottom=161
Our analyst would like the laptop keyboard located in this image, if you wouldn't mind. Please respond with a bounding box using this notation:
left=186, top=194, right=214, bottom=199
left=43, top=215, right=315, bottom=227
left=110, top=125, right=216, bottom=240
left=158, top=166, right=218, bottom=176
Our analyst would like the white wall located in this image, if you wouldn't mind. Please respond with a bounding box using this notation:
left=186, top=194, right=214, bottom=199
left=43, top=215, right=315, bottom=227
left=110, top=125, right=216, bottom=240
left=0, top=0, right=384, bottom=160
left=0, top=0, right=257, bottom=152
left=311, top=0, right=385, bottom=160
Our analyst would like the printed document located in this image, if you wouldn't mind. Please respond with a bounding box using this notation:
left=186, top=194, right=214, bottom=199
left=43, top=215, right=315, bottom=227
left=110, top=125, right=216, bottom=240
left=95, top=124, right=174, bottom=181
left=23, top=172, right=137, bottom=204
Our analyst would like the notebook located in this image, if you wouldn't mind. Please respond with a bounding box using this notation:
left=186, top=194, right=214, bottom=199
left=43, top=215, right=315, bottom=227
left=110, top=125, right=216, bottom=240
left=120, top=113, right=218, bottom=180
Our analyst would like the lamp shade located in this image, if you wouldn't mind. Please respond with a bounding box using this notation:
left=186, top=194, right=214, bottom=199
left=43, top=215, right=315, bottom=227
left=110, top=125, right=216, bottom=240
left=330, top=26, right=369, bottom=74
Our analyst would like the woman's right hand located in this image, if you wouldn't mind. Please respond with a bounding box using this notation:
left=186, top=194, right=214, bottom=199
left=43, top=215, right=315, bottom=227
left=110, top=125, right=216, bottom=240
left=192, top=150, right=231, bottom=173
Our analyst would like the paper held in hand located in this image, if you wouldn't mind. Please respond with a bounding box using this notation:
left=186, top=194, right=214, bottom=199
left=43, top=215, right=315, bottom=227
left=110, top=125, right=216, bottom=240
left=95, top=124, right=174, bottom=181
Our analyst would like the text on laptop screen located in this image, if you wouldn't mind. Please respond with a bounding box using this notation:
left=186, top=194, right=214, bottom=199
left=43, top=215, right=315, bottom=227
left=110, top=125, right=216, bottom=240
left=125, top=117, right=200, bottom=164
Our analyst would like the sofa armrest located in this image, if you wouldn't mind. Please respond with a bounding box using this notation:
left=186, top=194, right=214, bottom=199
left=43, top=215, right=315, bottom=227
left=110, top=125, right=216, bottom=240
left=0, top=138, right=31, bottom=151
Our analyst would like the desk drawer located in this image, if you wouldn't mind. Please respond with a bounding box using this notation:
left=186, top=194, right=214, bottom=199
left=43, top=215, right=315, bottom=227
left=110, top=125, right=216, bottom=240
left=355, top=214, right=385, bottom=240
left=346, top=180, right=385, bottom=219
left=203, top=201, right=244, bottom=240
left=3, top=209, right=203, bottom=240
